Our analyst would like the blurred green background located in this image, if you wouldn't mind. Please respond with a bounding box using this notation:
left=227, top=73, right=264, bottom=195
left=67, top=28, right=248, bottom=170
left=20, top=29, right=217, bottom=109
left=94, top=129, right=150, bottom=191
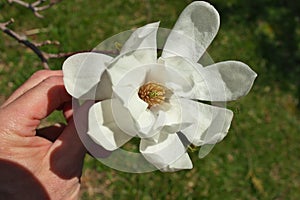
left=0, top=0, right=299, bottom=199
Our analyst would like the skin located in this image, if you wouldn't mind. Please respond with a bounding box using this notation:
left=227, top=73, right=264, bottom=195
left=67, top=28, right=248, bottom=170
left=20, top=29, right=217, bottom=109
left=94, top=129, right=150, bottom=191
left=0, top=70, right=86, bottom=200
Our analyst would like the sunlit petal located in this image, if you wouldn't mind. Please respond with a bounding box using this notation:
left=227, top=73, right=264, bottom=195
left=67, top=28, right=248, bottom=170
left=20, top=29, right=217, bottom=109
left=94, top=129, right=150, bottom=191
left=162, top=1, right=220, bottom=62
left=192, top=61, right=257, bottom=101
left=179, top=99, right=233, bottom=146
left=87, top=100, right=133, bottom=151
left=120, top=22, right=159, bottom=61
left=108, top=22, right=159, bottom=85
left=63, top=52, right=113, bottom=99
left=160, top=153, right=193, bottom=172
left=140, top=133, right=186, bottom=169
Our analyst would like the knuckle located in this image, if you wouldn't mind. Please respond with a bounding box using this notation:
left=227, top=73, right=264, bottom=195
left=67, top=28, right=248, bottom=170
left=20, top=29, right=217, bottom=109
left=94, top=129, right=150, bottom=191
left=30, top=70, right=51, bottom=80
left=42, top=76, right=63, bottom=86
left=30, top=70, right=62, bottom=81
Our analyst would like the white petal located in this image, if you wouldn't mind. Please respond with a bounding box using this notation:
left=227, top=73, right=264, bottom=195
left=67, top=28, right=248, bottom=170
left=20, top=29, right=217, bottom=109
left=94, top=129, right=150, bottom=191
left=112, top=84, right=158, bottom=138
left=112, top=64, right=148, bottom=88
left=195, top=61, right=257, bottom=101
left=200, top=105, right=233, bottom=145
left=198, top=107, right=233, bottom=158
left=162, top=1, right=220, bottom=62
left=72, top=100, right=112, bottom=158
left=135, top=111, right=157, bottom=138
left=178, top=99, right=214, bottom=144
left=120, top=22, right=159, bottom=61
left=151, top=99, right=191, bottom=134
left=109, top=99, right=139, bottom=137
left=107, top=54, right=145, bottom=86
left=108, top=22, right=159, bottom=86
left=153, top=102, right=182, bottom=131
left=160, top=153, right=193, bottom=172
left=62, top=52, right=113, bottom=99
left=145, top=63, right=193, bottom=95
left=87, top=100, right=133, bottom=151
left=161, top=57, right=257, bottom=101
left=176, top=98, right=233, bottom=148
left=113, top=85, right=148, bottom=120
left=140, top=133, right=186, bottom=170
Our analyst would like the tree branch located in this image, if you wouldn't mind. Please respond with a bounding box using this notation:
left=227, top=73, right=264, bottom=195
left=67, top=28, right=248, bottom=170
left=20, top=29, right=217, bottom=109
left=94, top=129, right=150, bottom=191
left=7, top=0, right=63, bottom=18
left=1, top=19, right=120, bottom=69
left=0, top=18, right=50, bottom=69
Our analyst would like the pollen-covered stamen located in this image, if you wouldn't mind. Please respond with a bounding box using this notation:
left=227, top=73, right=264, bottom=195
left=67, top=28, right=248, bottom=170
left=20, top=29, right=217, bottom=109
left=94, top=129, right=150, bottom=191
left=138, top=82, right=166, bottom=108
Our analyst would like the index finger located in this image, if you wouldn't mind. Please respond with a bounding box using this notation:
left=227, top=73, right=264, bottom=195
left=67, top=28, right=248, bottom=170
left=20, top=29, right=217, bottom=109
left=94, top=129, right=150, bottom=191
left=0, top=76, right=71, bottom=136
left=1, top=70, right=63, bottom=108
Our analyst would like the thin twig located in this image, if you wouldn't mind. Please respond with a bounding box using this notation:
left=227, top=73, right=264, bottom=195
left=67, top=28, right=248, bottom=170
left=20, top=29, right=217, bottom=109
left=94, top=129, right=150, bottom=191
left=7, top=0, right=63, bottom=18
left=45, top=50, right=120, bottom=60
left=1, top=19, right=120, bottom=69
left=25, top=27, right=49, bottom=36
left=0, top=18, right=49, bottom=69
left=35, top=40, right=60, bottom=47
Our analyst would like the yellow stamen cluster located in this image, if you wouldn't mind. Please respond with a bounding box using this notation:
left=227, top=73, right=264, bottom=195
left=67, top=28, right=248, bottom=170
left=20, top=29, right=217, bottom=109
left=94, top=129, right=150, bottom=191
left=138, top=82, right=165, bottom=108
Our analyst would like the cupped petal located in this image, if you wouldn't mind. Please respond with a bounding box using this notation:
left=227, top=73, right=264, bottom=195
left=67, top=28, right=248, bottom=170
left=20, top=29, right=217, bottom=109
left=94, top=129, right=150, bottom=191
left=62, top=52, right=113, bottom=99
left=160, top=153, right=193, bottom=172
left=161, top=57, right=257, bottom=101
left=109, top=99, right=140, bottom=137
left=151, top=98, right=191, bottom=134
left=159, top=56, right=210, bottom=100
left=200, top=105, right=233, bottom=145
left=152, top=102, right=182, bottom=132
left=108, top=22, right=160, bottom=86
left=120, top=22, right=159, bottom=61
left=195, top=61, right=257, bottom=101
left=112, top=85, right=148, bottom=120
left=140, top=133, right=186, bottom=170
left=179, top=99, right=233, bottom=146
left=87, top=100, right=133, bottom=151
left=198, top=106, right=233, bottom=158
left=107, top=52, right=146, bottom=86
left=112, top=63, right=148, bottom=88
left=177, top=98, right=214, bottom=144
left=162, top=1, right=220, bottom=62
left=158, top=56, right=198, bottom=97
left=145, top=63, right=193, bottom=96
left=135, top=111, right=157, bottom=138
left=112, top=85, right=157, bottom=138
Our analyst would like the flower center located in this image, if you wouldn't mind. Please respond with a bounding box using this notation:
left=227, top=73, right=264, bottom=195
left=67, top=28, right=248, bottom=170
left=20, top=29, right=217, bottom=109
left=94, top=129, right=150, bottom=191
left=138, top=82, right=165, bottom=108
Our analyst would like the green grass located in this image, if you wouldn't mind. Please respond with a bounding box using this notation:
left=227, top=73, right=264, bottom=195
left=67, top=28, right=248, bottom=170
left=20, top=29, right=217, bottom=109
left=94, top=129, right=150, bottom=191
left=1, top=0, right=300, bottom=199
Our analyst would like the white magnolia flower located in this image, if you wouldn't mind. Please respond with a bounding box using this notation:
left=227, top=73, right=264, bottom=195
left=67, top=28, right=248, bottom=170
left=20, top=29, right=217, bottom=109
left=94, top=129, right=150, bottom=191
left=63, top=1, right=257, bottom=171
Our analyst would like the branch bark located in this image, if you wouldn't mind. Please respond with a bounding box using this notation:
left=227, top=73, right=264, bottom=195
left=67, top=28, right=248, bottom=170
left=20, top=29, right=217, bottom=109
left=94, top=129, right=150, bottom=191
left=1, top=19, right=120, bottom=69
left=7, top=0, right=63, bottom=18
left=0, top=19, right=50, bottom=69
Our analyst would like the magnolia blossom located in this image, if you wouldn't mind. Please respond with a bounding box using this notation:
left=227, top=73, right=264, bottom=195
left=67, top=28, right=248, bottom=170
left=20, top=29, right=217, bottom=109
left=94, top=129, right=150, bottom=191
left=63, top=1, right=257, bottom=171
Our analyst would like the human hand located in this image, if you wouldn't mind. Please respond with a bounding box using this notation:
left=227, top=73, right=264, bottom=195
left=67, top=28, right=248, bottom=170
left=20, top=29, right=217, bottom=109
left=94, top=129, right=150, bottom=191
left=0, top=70, right=86, bottom=200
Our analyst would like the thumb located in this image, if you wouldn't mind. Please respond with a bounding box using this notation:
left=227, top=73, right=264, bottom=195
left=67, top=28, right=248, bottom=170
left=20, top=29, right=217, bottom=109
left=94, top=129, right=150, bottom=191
left=49, top=118, right=87, bottom=179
